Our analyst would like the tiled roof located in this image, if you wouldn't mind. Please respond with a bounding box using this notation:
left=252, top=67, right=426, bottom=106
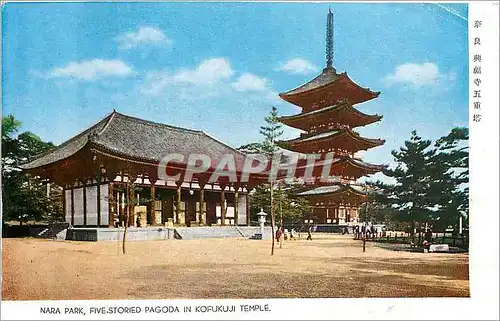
left=20, top=111, right=245, bottom=170
left=280, top=67, right=343, bottom=96
left=297, top=184, right=368, bottom=196
left=284, top=128, right=385, bottom=146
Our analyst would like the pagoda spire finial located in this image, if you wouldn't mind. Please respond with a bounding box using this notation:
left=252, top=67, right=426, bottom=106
left=326, top=8, right=334, bottom=70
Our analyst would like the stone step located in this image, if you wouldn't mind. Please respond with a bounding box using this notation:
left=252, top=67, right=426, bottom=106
left=174, top=227, right=255, bottom=240
left=35, top=223, right=70, bottom=239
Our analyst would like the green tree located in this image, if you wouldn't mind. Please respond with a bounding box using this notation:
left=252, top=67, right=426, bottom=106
left=238, top=106, right=283, bottom=156
left=371, top=128, right=469, bottom=234
left=359, top=187, right=397, bottom=225
left=1, top=114, right=59, bottom=225
left=2, top=114, right=21, bottom=138
left=372, top=130, right=436, bottom=234
left=248, top=182, right=311, bottom=225
left=428, top=127, right=469, bottom=230
left=238, top=106, right=305, bottom=254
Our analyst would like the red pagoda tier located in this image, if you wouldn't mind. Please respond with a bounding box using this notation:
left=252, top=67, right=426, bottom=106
left=279, top=69, right=380, bottom=113
left=278, top=127, right=384, bottom=155
left=293, top=156, right=385, bottom=181
left=277, top=9, right=385, bottom=225
left=278, top=98, right=382, bottom=132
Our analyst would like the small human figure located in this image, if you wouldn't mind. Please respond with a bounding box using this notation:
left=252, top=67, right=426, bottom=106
left=307, top=226, right=313, bottom=241
left=423, top=228, right=432, bottom=252
left=290, top=228, right=295, bottom=240
left=275, top=227, right=282, bottom=243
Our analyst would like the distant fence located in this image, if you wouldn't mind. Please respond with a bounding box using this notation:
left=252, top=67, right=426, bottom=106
left=365, top=231, right=469, bottom=250
left=280, top=224, right=348, bottom=233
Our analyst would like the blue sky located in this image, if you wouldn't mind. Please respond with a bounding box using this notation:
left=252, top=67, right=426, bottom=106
left=2, top=2, right=468, bottom=179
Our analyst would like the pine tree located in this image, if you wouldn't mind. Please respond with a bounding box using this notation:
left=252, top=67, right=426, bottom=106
left=238, top=106, right=302, bottom=255
left=238, top=106, right=283, bottom=156
left=428, top=127, right=469, bottom=230
left=374, top=130, right=436, bottom=234
left=2, top=114, right=59, bottom=225
left=259, top=106, right=284, bottom=156
left=248, top=182, right=311, bottom=225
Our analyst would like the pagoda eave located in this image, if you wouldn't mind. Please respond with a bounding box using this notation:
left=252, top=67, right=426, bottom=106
left=278, top=129, right=385, bottom=154
left=279, top=72, right=380, bottom=112
left=292, top=157, right=384, bottom=180
left=296, top=184, right=368, bottom=206
left=278, top=100, right=383, bottom=130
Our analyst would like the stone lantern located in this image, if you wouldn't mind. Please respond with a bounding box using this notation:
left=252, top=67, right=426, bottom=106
left=256, top=208, right=267, bottom=236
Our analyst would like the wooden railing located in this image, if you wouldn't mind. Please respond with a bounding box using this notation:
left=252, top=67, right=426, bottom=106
left=364, top=231, right=469, bottom=250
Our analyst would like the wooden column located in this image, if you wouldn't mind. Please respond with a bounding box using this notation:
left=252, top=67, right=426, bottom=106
left=83, top=182, right=87, bottom=226
left=220, top=187, right=226, bottom=226
left=70, top=188, right=75, bottom=226
left=117, top=191, right=122, bottom=227
left=126, top=182, right=132, bottom=227
left=96, top=184, right=101, bottom=227
left=234, top=186, right=239, bottom=226
left=246, top=193, right=250, bottom=226
left=150, top=185, right=155, bottom=226
left=199, top=184, right=205, bottom=225
left=62, top=187, right=66, bottom=224
left=108, top=183, right=114, bottom=227
left=176, top=184, right=182, bottom=225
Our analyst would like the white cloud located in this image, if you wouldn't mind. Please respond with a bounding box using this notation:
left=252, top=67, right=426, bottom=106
left=114, top=26, right=172, bottom=50
left=174, top=58, right=234, bottom=85
left=278, top=58, right=319, bottom=75
left=49, top=59, right=133, bottom=81
left=141, top=57, right=281, bottom=106
left=384, top=62, right=450, bottom=87
left=142, top=58, right=234, bottom=95
left=230, top=73, right=268, bottom=92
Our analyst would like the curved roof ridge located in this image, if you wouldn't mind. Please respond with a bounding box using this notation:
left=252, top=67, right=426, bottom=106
left=279, top=69, right=380, bottom=105
left=19, top=111, right=115, bottom=168
left=53, top=110, right=115, bottom=149
left=279, top=67, right=342, bottom=97
left=200, top=131, right=246, bottom=156
left=96, top=109, right=118, bottom=137
left=279, top=99, right=382, bottom=121
left=278, top=101, right=346, bottom=120
left=346, top=128, right=385, bottom=145
left=343, top=72, right=381, bottom=97
left=114, top=111, right=204, bottom=135
left=349, top=157, right=384, bottom=169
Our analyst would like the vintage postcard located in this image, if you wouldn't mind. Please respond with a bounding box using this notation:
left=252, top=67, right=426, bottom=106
left=1, top=1, right=498, bottom=320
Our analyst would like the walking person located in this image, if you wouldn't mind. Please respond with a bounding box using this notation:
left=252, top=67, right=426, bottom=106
left=276, top=226, right=282, bottom=244
left=307, top=225, right=313, bottom=241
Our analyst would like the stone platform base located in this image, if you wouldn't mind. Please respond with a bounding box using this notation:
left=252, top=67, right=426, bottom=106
left=66, top=227, right=175, bottom=242
left=65, top=226, right=273, bottom=242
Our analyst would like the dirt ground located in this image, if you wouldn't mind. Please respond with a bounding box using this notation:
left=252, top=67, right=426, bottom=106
left=2, top=234, right=469, bottom=300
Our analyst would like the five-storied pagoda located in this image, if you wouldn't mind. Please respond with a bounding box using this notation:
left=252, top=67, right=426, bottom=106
left=278, top=9, right=385, bottom=225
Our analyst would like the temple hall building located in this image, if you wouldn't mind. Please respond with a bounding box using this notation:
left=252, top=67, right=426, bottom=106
left=20, top=111, right=260, bottom=228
